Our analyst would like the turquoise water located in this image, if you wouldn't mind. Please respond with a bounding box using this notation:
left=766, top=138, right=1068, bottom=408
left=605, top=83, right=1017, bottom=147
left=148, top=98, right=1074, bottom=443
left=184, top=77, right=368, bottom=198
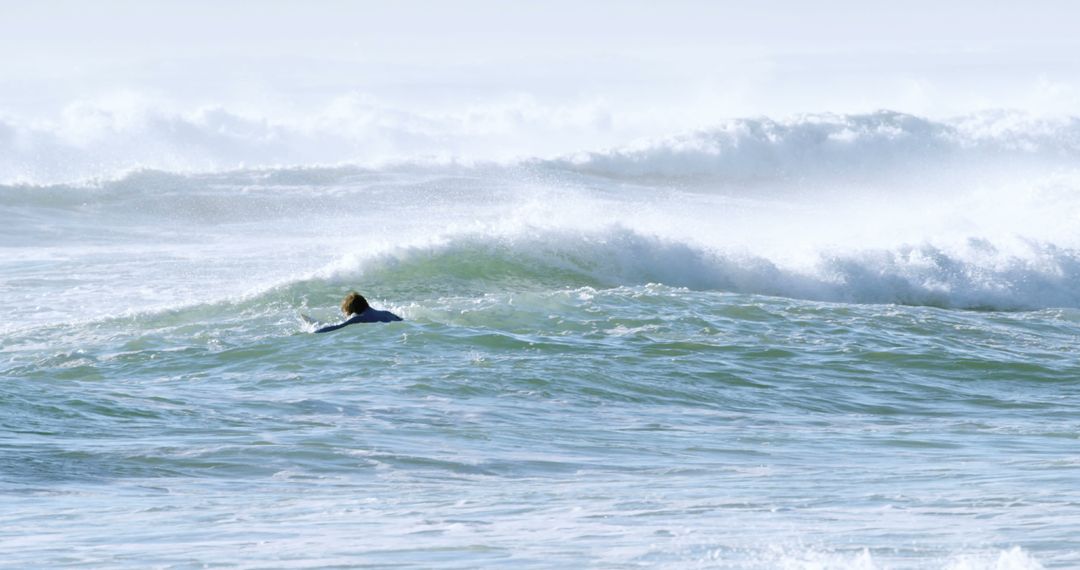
left=4, top=114, right=1080, bottom=568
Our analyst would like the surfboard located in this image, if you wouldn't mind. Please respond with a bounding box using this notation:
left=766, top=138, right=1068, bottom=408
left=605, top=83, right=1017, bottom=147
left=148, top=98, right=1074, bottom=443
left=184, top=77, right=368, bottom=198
left=299, top=313, right=323, bottom=332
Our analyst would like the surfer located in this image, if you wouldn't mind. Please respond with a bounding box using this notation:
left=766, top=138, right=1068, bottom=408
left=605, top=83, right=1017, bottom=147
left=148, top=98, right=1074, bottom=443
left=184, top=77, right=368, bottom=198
left=312, top=291, right=402, bottom=333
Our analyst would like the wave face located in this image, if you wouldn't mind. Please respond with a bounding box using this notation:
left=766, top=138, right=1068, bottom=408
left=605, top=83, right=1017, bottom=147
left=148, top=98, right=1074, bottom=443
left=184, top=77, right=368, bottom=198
left=319, top=230, right=1080, bottom=311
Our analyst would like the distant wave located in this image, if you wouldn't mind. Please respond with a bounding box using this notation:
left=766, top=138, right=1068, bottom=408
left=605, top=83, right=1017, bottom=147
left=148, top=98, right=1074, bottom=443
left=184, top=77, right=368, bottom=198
left=2, top=108, right=1080, bottom=185
left=555, top=111, right=1080, bottom=181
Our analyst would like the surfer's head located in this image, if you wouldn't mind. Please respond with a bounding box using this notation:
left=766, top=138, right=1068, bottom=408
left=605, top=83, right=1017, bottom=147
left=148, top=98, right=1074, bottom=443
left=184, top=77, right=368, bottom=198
left=341, top=291, right=370, bottom=316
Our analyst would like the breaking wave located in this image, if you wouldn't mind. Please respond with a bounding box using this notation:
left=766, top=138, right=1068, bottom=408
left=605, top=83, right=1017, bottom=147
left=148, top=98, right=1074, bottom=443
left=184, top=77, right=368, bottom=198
left=314, top=228, right=1080, bottom=310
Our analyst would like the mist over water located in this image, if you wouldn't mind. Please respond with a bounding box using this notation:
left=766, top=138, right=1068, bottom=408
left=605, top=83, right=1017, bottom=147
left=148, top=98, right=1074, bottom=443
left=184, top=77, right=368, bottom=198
left=4, top=2, right=1080, bottom=568
left=7, top=111, right=1080, bottom=325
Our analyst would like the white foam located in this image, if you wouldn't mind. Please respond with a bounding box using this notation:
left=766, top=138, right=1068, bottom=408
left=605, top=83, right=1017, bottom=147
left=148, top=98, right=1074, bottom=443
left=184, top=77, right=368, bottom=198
left=944, top=546, right=1046, bottom=570
left=691, top=544, right=1045, bottom=570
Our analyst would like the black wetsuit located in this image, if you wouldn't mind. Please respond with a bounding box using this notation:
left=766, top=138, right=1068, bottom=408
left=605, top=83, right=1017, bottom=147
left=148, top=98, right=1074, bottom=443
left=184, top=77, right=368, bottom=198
left=314, top=308, right=403, bottom=333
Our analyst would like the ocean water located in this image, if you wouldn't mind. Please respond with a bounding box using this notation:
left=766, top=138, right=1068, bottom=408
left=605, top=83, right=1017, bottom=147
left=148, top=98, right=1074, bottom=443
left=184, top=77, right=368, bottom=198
left=3, top=112, right=1080, bottom=568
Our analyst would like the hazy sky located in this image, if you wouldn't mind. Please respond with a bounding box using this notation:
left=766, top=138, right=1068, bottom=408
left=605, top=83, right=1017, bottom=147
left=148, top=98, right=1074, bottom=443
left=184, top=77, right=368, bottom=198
left=4, top=0, right=1080, bottom=117
left=3, top=0, right=1080, bottom=182
left=6, top=1, right=1079, bottom=60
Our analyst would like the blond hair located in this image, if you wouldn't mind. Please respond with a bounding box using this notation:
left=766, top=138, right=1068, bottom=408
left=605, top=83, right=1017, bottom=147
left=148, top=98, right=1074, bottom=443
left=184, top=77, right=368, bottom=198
left=340, top=291, right=370, bottom=315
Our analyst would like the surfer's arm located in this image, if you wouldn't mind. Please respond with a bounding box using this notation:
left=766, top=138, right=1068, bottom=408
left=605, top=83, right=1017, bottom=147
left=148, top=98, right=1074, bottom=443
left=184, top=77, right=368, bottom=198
left=313, top=315, right=362, bottom=333
left=311, top=311, right=400, bottom=331
left=313, top=322, right=347, bottom=333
